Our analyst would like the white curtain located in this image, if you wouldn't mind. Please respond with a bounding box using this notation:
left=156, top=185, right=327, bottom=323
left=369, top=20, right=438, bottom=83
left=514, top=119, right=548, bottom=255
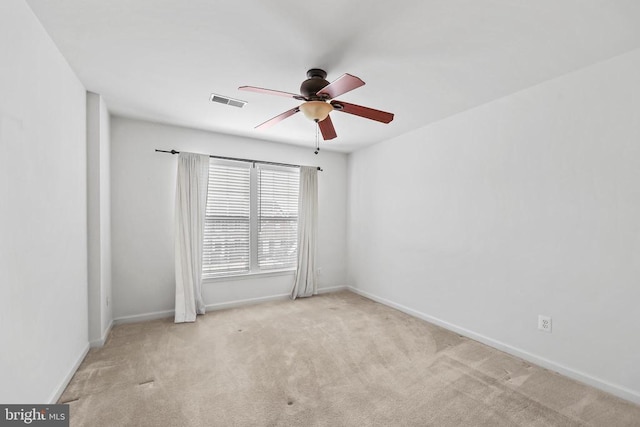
left=291, top=166, right=318, bottom=299
left=174, top=152, right=209, bottom=323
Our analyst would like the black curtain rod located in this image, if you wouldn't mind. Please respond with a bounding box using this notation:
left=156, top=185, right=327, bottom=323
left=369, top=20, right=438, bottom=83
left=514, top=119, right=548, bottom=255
left=155, top=149, right=322, bottom=171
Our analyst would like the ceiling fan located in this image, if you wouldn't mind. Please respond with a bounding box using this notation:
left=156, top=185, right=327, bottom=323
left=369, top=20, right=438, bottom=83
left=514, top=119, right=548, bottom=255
left=239, top=69, right=394, bottom=141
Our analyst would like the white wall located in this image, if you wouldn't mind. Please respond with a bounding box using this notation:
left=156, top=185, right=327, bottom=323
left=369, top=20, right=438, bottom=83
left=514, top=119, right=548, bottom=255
left=348, top=49, right=640, bottom=403
left=87, top=92, right=112, bottom=346
left=111, top=117, right=348, bottom=320
left=0, top=0, right=88, bottom=403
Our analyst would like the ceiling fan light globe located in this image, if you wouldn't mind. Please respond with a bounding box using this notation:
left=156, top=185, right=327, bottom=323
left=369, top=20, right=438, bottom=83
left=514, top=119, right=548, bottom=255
left=299, top=101, right=333, bottom=122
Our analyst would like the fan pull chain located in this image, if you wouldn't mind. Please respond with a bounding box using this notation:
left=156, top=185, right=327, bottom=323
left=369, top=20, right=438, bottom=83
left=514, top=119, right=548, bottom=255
left=314, top=121, right=320, bottom=155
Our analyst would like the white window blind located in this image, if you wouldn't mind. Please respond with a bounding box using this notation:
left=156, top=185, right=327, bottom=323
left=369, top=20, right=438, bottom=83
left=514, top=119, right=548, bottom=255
left=258, top=166, right=299, bottom=270
left=202, top=160, right=300, bottom=278
left=202, top=162, right=251, bottom=276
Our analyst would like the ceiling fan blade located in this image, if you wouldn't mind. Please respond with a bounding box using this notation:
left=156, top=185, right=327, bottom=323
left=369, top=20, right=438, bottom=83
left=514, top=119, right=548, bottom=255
left=316, top=74, right=365, bottom=99
left=239, top=86, right=304, bottom=100
left=255, top=106, right=300, bottom=130
left=331, top=101, right=394, bottom=124
left=318, top=115, right=337, bottom=140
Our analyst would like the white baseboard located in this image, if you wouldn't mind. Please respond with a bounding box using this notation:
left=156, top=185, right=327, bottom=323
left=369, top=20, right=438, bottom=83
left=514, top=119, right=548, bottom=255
left=347, top=286, right=640, bottom=405
left=205, top=285, right=348, bottom=311
left=113, top=309, right=174, bottom=325
left=113, top=286, right=350, bottom=325
left=317, top=285, right=348, bottom=294
left=205, top=293, right=290, bottom=311
left=90, top=319, right=113, bottom=348
left=113, top=295, right=292, bottom=325
left=48, top=343, right=89, bottom=404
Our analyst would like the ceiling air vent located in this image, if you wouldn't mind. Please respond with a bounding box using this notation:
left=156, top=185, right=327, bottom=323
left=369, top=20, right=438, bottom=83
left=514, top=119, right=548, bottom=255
left=210, top=93, right=247, bottom=108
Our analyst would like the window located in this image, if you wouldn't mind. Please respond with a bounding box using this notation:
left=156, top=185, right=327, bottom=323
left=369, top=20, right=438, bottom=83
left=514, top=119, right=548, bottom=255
left=202, top=160, right=299, bottom=278
left=202, top=162, right=251, bottom=276
left=258, top=167, right=299, bottom=270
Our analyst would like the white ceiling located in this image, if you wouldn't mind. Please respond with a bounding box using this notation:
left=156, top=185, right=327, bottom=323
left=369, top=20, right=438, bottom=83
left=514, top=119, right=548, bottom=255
left=26, top=0, right=640, bottom=153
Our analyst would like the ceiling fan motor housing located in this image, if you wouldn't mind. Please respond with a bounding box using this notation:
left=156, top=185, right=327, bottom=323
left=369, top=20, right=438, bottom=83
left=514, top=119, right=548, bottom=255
left=300, top=68, right=330, bottom=99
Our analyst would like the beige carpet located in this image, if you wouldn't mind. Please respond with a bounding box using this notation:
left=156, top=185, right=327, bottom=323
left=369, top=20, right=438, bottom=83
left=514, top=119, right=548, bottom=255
left=60, top=291, right=640, bottom=426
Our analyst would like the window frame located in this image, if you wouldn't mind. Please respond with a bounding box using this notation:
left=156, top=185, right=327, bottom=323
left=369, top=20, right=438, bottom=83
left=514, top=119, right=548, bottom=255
left=202, top=159, right=299, bottom=281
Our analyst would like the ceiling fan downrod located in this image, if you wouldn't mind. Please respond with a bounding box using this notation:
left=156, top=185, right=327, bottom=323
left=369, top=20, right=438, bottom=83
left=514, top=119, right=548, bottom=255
left=314, top=122, right=320, bottom=155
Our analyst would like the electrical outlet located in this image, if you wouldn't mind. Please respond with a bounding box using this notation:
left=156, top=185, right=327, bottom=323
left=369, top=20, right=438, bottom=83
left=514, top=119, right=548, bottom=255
left=317, top=268, right=322, bottom=276
left=538, top=315, right=552, bottom=333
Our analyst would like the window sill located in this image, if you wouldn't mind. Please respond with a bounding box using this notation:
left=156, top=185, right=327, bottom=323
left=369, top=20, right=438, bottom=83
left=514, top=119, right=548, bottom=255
left=203, top=268, right=296, bottom=284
